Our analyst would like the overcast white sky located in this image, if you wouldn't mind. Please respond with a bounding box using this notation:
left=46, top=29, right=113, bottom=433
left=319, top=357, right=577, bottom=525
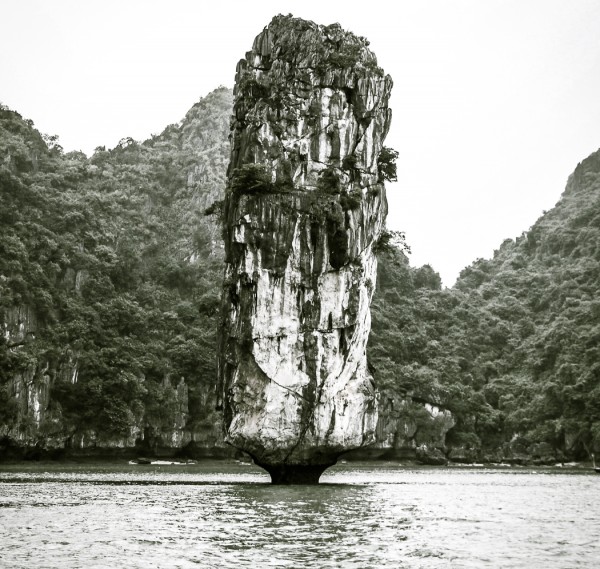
left=2, top=0, right=600, bottom=285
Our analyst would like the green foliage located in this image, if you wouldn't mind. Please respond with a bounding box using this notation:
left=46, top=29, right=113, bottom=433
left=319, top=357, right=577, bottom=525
left=228, top=163, right=295, bottom=197
left=236, top=73, right=271, bottom=106
left=322, top=23, right=383, bottom=76
left=263, top=15, right=383, bottom=79
left=373, top=229, right=411, bottom=255
left=325, top=40, right=366, bottom=70
left=340, top=190, right=362, bottom=211
left=377, top=147, right=398, bottom=183
left=0, top=89, right=231, bottom=443
left=0, top=381, right=19, bottom=425
left=413, top=265, right=442, bottom=291
left=370, top=148, right=600, bottom=461
left=204, top=199, right=225, bottom=217
left=341, top=154, right=358, bottom=172
left=229, top=163, right=274, bottom=195
left=316, top=167, right=341, bottom=194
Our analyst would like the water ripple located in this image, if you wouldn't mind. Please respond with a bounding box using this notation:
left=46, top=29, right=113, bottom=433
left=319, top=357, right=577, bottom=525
left=0, top=463, right=598, bottom=568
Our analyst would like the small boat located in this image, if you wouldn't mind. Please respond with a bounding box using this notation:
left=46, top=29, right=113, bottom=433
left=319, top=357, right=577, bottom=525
left=128, top=458, right=197, bottom=465
left=129, top=457, right=152, bottom=465
left=592, top=454, right=600, bottom=474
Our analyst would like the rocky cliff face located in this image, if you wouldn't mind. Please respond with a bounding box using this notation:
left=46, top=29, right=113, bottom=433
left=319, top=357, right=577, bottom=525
left=0, top=303, right=195, bottom=455
left=218, top=15, right=393, bottom=482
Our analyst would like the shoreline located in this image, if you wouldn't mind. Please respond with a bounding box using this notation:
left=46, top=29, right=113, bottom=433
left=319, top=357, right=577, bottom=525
left=0, top=456, right=594, bottom=471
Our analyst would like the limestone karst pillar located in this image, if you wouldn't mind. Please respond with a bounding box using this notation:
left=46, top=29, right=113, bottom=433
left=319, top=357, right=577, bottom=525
left=217, top=15, right=393, bottom=483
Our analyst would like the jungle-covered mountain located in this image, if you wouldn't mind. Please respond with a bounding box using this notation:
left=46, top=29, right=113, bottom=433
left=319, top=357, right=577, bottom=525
left=1, top=87, right=599, bottom=462
left=0, top=88, right=231, bottom=454
left=372, top=151, right=600, bottom=462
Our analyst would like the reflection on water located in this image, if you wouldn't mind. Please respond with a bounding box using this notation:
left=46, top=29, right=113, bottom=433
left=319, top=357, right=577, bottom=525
left=0, top=463, right=598, bottom=568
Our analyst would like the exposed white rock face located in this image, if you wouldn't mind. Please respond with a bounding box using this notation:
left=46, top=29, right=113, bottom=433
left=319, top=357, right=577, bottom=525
left=218, top=15, right=393, bottom=482
left=369, top=397, right=455, bottom=461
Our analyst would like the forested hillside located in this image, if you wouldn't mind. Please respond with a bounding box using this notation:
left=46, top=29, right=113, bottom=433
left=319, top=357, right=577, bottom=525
left=370, top=150, right=600, bottom=463
left=1, top=89, right=598, bottom=462
left=453, top=152, right=600, bottom=460
left=0, top=89, right=232, bottom=456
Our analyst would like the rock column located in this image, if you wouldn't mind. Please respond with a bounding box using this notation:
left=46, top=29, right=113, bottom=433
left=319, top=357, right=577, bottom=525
left=218, top=15, right=393, bottom=483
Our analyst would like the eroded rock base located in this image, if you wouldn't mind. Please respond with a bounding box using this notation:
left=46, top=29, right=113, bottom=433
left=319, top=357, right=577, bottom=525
left=259, top=462, right=336, bottom=485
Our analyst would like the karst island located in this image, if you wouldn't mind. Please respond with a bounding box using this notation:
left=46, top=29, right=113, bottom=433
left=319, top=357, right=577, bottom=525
left=217, top=15, right=394, bottom=483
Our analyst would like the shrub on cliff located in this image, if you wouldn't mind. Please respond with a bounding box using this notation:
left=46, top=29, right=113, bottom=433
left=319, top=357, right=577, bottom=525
left=377, top=147, right=398, bottom=183
left=229, top=163, right=294, bottom=196
left=229, top=164, right=273, bottom=195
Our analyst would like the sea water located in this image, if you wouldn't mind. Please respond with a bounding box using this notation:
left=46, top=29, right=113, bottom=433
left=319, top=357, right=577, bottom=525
left=0, top=462, right=598, bottom=568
